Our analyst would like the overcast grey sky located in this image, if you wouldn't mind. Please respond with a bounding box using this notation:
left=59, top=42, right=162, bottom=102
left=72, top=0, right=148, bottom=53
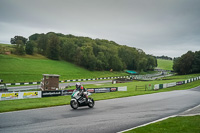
left=0, top=0, right=200, bottom=58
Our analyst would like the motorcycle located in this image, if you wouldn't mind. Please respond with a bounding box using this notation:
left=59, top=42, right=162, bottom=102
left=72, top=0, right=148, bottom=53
left=70, top=89, right=95, bottom=109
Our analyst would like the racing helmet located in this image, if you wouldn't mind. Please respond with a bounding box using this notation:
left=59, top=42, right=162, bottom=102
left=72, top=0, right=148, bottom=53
left=76, top=82, right=81, bottom=88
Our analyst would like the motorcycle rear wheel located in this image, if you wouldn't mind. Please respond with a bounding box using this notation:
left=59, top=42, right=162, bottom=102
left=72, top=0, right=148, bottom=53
left=88, top=98, right=94, bottom=108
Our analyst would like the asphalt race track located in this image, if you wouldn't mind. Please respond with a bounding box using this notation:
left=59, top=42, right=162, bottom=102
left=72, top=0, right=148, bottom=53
left=1, top=87, right=200, bottom=133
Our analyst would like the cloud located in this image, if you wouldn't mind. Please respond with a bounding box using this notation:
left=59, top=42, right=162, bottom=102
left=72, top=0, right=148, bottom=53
left=0, top=0, right=200, bottom=57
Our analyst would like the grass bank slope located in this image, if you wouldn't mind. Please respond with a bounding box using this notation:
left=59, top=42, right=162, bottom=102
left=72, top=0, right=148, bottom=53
left=0, top=54, right=128, bottom=83
left=0, top=43, right=14, bottom=53
left=157, top=59, right=173, bottom=70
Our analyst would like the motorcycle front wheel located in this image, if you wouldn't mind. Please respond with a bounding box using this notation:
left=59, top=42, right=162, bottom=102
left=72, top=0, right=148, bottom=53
left=70, top=100, right=78, bottom=109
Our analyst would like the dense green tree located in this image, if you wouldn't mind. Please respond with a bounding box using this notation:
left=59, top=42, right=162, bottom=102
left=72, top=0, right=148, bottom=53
left=118, top=46, right=138, bottom=70
left=147, top=55, right=157, bottom=70
left=81, top=45, right=96, bottom=70
left=138, top=57, right=148, bottom=72
left=74, top=47, right=83, bottom=66
left=96, top=52, right=108, bottom=70
left=173, top=57, right=181, bottom=74
left=10, top=36, right=27, bottom=44
left=60, top=38, right=77, bottom=62
left=136, top=49, right=148, bottom=72
left=173, top=51, right=199, bottom=74
left=46, top=34, right=60, bottom=60
left=15, top=40, right=25, bottom=55
left=25, top=40, right=35, bottom=55
left=109, top=55, right=124, bottom=71
left=11, top=36, right=27, bottom=55
left=192, top=51, right=200, bottom=73
left=179, top=51, right=194, bottom=74
left=29, top=33, right=40, bottom=41
left=37, top=34, right=48, bottom=55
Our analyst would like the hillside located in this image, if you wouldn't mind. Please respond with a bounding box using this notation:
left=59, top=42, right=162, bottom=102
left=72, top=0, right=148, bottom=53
left=0, top=54, right=128, bottom=83
left=9, top=32, right=157, bottom=72
left=156, top=59, right=173, bottom=70
left=0, top=43, right=14, bottom=54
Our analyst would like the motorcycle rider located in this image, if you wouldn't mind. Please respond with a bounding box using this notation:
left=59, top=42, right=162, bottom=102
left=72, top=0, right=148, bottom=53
left=75, top=82, right=88, bottom=102
left=75, top=82, right=81, bottom=91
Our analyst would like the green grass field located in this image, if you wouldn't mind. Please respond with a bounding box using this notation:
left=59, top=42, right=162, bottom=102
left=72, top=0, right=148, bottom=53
left=0, top=74, right=199, bottom=113
left=126, top=115, right=200, bottom=133
left=156, top=59, right=173, bottom=70
left=0, top=54, right=128, bottom=83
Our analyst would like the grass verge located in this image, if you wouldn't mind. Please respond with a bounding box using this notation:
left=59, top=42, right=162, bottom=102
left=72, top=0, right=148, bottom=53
left=125, top=115, right=200, bottom=133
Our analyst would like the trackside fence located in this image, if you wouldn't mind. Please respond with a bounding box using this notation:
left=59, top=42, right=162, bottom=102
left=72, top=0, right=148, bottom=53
left=135, top=84, right=154, bottom=91
left=154, top=76, right=200, bottom=90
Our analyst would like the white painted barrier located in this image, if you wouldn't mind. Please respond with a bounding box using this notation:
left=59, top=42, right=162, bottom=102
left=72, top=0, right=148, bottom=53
left=154, top=84, right=159, bottom=90
left=153, top=76, right=199, bottom=91
left=118, top=86, right=127, bottom=91
left=163, top=83, right=168, bottom=88
left=185, top=80, right=187, bottom=84
left=167, top=82, right=176, bottom=87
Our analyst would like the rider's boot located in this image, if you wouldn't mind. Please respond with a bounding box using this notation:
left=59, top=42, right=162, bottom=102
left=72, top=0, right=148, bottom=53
left=86, top=97, right=89, bottom=103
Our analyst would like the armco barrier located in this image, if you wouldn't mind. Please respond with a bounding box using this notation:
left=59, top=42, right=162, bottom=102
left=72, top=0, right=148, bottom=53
left=0, top=91, right=41, bottom=101
left=154, top=76, right=200, bottom=90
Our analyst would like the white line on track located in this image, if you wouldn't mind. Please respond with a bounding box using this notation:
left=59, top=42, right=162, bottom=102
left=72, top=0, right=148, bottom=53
left=117, top=104, right=200, bottom=133
left=117, top=115, right=177, bottom=133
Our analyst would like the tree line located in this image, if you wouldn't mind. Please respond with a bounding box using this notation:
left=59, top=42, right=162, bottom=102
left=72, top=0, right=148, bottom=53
left=156, top=55, right=172, bottom=60
left=10, top=32, right=157, bottom=72
left=173, top=51, right=200, bottom=74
